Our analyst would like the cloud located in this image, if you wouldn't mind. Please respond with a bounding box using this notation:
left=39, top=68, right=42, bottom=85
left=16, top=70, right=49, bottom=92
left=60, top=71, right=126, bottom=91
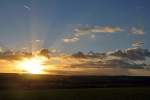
left=62, top=25, right=146, bottom=44
left=68, top=48, right=150, bottom=75
left=0, top=47, right=150, bottom=75
left=92, top=26, right=122, bottom=33
left=109, top=48, right=150, bottom=61
left=132, top=41, right=144, bottom=47
left=63, top=25, right=123, bottom=43
left=24, top=5, right=31, bottom=11
left=74, top=26, right=123, bottom=36
left=129, top=27, right=145, bottom=35
left=91, top=34, right=96, bottom=39
left=63, top=37, right=79, bottom=43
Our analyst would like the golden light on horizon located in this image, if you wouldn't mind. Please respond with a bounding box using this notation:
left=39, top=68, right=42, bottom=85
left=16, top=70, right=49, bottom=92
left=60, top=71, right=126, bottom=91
left=16, top=56, right=47, bottom=74
left=0, top=54, right=88, bottom=75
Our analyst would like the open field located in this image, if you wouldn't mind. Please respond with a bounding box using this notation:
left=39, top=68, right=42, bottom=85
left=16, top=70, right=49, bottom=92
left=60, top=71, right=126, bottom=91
left=0, top=73, right=150, bottom=100
left=0, top=87, right=150, bottom=100
left=0, top=73, right=150, bottom=89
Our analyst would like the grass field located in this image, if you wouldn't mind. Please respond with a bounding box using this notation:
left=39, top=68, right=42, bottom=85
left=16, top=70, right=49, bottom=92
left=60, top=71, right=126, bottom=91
left=0, top=87, right=150, bottom=100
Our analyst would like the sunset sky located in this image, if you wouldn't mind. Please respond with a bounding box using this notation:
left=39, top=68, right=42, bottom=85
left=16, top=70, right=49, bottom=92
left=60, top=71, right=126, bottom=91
left=0, top=0, right=150, bottom=75
left=0, top=0, right=150, bottom=53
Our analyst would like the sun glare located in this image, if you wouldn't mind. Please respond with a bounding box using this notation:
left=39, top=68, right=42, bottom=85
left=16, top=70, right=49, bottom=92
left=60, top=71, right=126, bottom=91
left=16, top=56, right=47, bottom=74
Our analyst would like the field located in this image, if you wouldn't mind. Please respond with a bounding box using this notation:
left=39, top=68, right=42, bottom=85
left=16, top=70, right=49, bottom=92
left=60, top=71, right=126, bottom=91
left=0, top=87, right=150, bottom=100
left=0, top=74, right=150, bottom=100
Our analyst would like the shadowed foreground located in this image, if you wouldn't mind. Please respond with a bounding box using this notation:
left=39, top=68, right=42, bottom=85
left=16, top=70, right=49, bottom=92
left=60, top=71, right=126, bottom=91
left=0, top=88, right=150, bottom=100
left=1, top=74, right=150, bottom=89
left=0, top=74, right=150, bottom=100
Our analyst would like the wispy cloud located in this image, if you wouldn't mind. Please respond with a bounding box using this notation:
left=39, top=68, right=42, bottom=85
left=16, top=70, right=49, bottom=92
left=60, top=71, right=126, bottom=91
left=90, top=34, right=96, bottom=39
left=24, top=5, right=31, bottom=11
left=74, top=26, right=123, bottom=36
left=63, top=25, right=123, bottom=43
left=63, top=25, right=146, bottom=44
left=132, top=40, right=144, bottom=48
left=129, top=27, right=145, bottom=35
left=63, top=37, right=79, bottom=43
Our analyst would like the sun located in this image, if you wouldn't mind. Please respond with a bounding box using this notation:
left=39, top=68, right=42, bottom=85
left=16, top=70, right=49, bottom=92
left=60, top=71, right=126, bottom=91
left=16, top=56, right=47, bottom=74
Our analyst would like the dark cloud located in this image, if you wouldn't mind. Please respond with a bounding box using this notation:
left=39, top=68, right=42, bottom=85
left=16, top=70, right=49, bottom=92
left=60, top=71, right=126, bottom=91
left=110, top=48, right=150, bottom=60
left=70, top=48, right=150, bottom=72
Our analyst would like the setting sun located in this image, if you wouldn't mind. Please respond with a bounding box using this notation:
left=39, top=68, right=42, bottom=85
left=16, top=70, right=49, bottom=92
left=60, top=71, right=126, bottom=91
left=16, top=56, right=47, bottom=74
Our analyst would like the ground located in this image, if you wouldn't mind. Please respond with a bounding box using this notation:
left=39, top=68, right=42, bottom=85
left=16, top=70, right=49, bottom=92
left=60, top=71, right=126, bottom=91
left=0, top=87, right=150, bottom=100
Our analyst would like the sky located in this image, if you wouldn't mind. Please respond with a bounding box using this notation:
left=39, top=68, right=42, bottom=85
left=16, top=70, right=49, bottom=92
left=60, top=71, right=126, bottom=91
left=0, top=0, right=150, bottom=53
